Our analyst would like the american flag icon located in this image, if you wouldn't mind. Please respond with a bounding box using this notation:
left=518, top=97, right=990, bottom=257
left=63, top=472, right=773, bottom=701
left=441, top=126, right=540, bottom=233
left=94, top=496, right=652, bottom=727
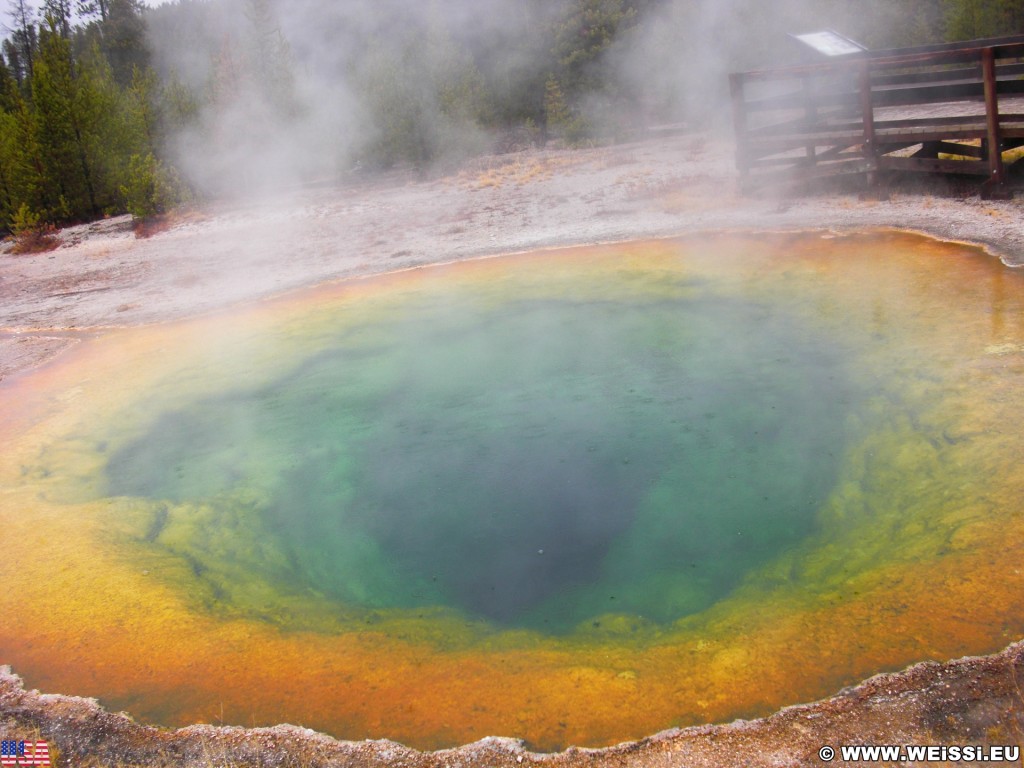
left=0, top=741, right=50, bottom=767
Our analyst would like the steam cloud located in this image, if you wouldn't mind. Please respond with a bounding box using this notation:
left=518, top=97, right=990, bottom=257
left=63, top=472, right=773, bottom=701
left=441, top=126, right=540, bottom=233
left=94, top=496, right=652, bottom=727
left=143, top=0, right=945, bottom=199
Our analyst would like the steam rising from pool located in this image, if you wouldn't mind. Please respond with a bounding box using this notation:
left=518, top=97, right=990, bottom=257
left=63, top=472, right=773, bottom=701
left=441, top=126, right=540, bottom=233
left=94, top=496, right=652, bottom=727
left=2, top=232, right=1024, bottom=751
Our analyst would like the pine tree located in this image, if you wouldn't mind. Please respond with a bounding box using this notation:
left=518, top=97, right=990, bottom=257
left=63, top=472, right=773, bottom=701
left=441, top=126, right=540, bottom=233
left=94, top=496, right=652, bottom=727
left=423, top=8, right=491, bottom=129
left=100, top=0, right=149, bottom=86
left=6, top=0, right=36, bottom=82
left=0, top=83, right=51, bottom=225
left=0, top=50, right=15, bottom=107
left=0, top=55, right=19, bottom=220
left=243, top=0, right=297, bottom=117
left=2, top=40, right=22, bottom=86
left=543, top=74, right=569, bottom=132
left=552, top=0, right=640, bottom=98
left=41, top=0, right=73, bottom=38
left=0, top=0, right=181, bottom=228
left=76, top=0, right=109, bottom=22
left=945, top=0, right=1024, bottom=39
left=32, top=22, right=103, bottom=217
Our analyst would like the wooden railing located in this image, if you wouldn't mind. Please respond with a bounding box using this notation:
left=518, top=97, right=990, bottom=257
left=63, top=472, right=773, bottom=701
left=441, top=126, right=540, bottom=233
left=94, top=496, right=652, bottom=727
left=729, top=35, right=1024, bottom=198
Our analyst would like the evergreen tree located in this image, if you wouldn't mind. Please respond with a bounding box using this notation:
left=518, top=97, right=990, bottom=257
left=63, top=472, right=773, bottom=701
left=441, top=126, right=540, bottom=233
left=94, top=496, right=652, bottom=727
left=244, top=0, right=296, bottom=116
left=423, top=7, right=492, bottom=129
left=543, top=75, right=567, bottom=128
left=357, top=12, right=494, bottom=169
left=945, top=0, right=1024, bottom=39
left=0, top=83, right=50, bottom=224
left=77, top=0, right=109, bottom=22
left=359, top=45, right=432, bottom=167
left=160, top=74, right=200, bottom=139
left=99, top=0, right=149, bottom=85
left=0, top=48, right=14, bottom=106
left=0, top=0, right=174, bottom=229
left=86, top=45, right=150, bottom=200
left=0, top=54, right=18, bottom=220
left=6, top=0, right=36, bottom=82
left=124, top=65, right=159, bottom=145
left=552, top=0, right=641, bottom=98
left=41, top=0, right=73, bottom=38
left=32, top=22, right=104, bottom=217
left=1, top=39, right=23, bottom=86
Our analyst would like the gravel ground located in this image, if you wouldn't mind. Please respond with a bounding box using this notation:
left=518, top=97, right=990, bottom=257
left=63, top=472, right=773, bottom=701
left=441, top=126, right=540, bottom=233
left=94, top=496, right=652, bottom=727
left=1, top=132, right=1021, bottom=379
left=1, top=132, right=1022, bottom=766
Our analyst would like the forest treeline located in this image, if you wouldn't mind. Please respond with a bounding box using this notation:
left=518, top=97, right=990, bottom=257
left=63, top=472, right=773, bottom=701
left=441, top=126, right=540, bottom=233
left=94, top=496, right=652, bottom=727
left=1, top=0, right=1023, bottom=232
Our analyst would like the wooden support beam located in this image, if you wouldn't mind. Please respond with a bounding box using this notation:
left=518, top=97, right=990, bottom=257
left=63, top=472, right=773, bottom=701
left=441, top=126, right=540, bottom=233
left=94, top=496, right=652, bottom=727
left=859, top=62, right=879, bottom=186
left=801, top=75, right=819, bottom=164
left=981, top=47, right=1010, bottom=199
left=909, top=140, right=987, bottom=159
left=814, top=143, right=864, bottom=161
left=879, top=156, right=989, bottom=175
left=729, top=73, right=750, bottom=178
left=875, top=141, right=926, bottom=156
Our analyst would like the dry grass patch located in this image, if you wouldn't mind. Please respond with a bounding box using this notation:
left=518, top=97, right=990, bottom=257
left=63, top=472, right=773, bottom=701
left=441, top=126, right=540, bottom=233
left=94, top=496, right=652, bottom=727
left=618, top=173, right=726, bottom=214
left=9, top=225, right=59, bottom=254
left=6, top=204, right=59, bottom=254
left=132, top=207, right=207, bottom=239
left=449, top=154, right=585, bottom=190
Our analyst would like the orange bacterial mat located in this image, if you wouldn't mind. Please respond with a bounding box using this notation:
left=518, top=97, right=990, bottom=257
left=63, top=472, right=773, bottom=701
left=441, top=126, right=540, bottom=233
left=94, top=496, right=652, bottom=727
left=1, top=231, right=1023, bottom=751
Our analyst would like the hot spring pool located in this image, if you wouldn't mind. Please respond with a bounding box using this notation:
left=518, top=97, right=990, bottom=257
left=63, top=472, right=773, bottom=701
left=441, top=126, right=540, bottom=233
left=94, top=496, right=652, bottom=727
left=1, top=231, right=1023, bottom=751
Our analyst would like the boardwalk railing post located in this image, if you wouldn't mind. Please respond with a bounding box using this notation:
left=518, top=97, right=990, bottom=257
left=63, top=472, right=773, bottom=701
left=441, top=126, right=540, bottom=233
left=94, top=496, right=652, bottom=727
left=801, top=74, right=818, bottom=165
left=729, top=73, right=750, bottom=185
left=858, top=60, right=878, bottom=187
left=981, top=46, right=1009, bottom=200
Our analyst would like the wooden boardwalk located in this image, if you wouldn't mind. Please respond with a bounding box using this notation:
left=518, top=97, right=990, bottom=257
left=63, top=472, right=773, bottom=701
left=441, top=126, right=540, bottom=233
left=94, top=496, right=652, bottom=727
left=730, top=35, right=1024, bottom=198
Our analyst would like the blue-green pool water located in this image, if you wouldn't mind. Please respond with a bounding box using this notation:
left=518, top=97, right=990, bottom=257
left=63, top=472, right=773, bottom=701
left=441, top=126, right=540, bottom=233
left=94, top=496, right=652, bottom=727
left=106, top=288, right=857, bottom=632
